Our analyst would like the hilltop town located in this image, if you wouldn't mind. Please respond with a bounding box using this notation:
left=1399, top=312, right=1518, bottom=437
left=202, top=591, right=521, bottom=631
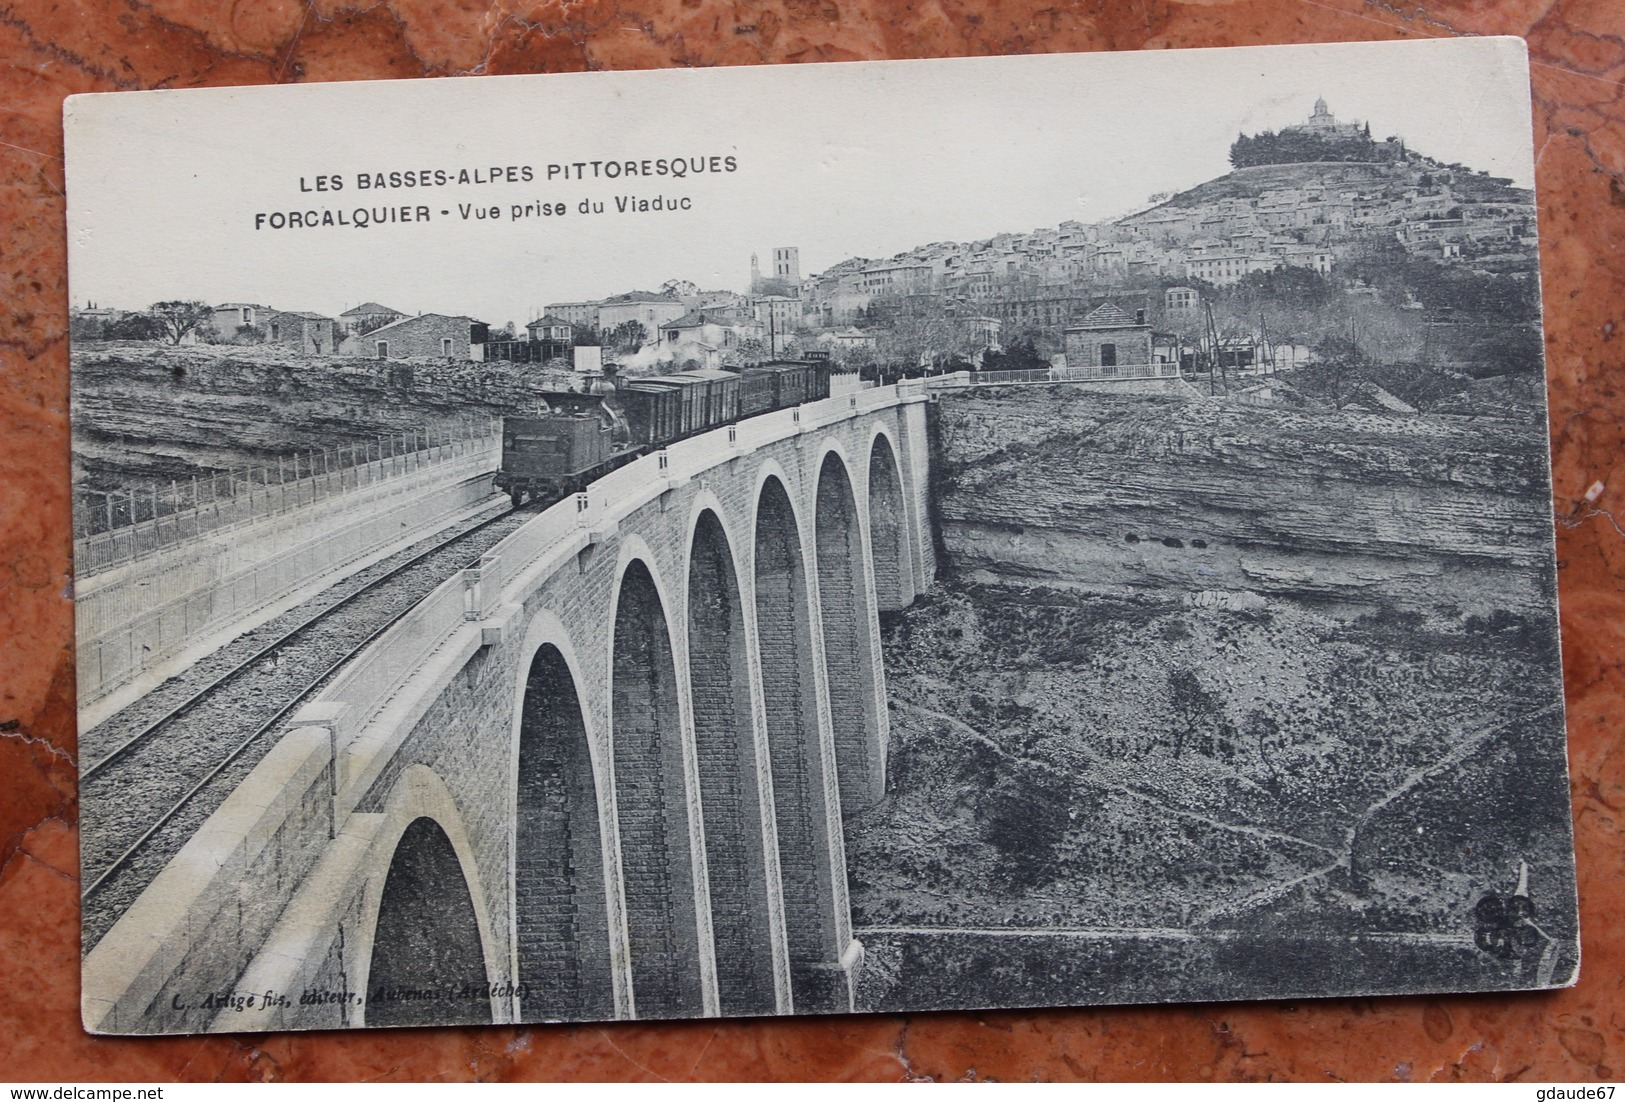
left=72, top=99, right=1541, bottom=385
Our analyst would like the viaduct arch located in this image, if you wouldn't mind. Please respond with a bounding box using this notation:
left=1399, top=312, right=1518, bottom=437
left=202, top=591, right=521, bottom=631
left=513, top=633, right=613, bottom=1021
left=686, top=506, right=778, bottom=1016
left=611, top=555, right=707, bottom=1018
left=81, top=383, right=935, bottom=1034
left=816, top=448, right=887, bottom=822
left=866, top=429, right=917, bottom=613
left=351, top=765, right=504, bottom=1029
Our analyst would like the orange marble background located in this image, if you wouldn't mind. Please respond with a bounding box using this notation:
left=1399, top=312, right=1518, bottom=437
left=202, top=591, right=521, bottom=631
left=2, top=0, right=1622, bottom=1082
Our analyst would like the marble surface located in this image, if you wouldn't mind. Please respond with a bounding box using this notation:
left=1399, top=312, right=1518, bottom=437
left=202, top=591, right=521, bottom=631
left=2, top=0, right=1622, bottom=1082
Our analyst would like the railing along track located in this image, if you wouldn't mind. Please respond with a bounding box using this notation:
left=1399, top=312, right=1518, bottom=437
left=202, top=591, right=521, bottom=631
left=80, top=504, right=530, bottom=917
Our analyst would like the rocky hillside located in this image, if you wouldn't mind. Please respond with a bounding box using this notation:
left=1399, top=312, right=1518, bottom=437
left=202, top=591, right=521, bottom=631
left=850, top=385, right=1574, bottom=1009
left=929, top=387, right=1557, bottom=616
left=71, top=343, right=571, bottom=493
left=1143, top=159, right=1530, bottom=212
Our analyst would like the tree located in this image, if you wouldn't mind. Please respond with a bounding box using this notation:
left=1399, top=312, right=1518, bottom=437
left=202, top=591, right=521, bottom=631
left=1295, top=335, right=1372, bottom=410
left=870, top=300, right=995, bottom=373
left=354, top=313, right=397, bottom=336
left=981, top=338, right=1047, bottom=372
left=1247, top=709, right=1284, bottom=792
left=1360, top=361, right=1464, bottom=412
left=148, top=300, right=214, bottom=345
left=730, top=336, right=766, bottom=367
left=751, top=276, right=797, bottom=298
left=606, top=320, right=649, bottom=351
left=1165, top=667, right=1233, bottom=760
left=103, top=313, right=165, bottom=341
left=1227, top=266, right=1336, bottom=312
left=1229, top=126, right=1380, bottom=169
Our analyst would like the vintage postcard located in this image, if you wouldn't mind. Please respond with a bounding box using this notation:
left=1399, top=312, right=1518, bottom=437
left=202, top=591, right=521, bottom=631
left=65, top=38, right=1576, bottom=1034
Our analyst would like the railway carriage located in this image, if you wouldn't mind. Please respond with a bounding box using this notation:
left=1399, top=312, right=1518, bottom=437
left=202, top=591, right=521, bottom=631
left=619, top=369, right=740, bottom=443
left=736, top=366, right=779, bottom=417
left=738, top=360, right=831, bottom=414
left=496, top=360, right=831, bottom=507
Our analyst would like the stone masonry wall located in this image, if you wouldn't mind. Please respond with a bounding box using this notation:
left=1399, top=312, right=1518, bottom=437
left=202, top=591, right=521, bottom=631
left=336, top=398, right=930, bottom=1026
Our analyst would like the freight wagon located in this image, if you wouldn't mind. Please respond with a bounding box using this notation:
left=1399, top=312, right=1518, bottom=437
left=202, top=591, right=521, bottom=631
left=495, top=361, right=830, bottom=507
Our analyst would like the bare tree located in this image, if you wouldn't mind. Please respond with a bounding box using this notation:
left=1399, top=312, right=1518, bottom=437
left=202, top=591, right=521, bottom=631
left=874, top=306, right=986, bottom=371
left=1295, top=335, right=1372, bottom=410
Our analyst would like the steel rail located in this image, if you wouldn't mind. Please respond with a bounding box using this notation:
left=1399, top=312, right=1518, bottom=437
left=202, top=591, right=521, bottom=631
left=81, top=504, right=525, bottom=902
left=81, top=504, right=516, bottom=780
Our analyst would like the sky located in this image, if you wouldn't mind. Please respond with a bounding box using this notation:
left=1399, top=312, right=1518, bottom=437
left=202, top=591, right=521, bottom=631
left=65, top=37, right=1537, bottom=329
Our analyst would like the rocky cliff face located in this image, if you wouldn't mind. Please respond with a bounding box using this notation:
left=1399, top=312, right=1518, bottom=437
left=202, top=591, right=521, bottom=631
left=848, top=385, right=1575, bottom=1009
left=931, top=387, right=1558, bottom=616
left=71, top=344, right=565, bottom=491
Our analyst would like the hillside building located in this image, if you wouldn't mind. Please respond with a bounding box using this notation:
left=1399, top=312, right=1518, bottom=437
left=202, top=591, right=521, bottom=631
left=525, top=315, right=575, bottom=344
left=659, top=310, right=765, bottom=351
left=1063, top=303, right=1152, bottom=374
left=266, top=310, right=340, bottom=354
left=597, top=291, right=686, bottom=341
left=751, top=295, right=800, bottom=354
left=211, top=303, right=271, bottom=338
left=1285, top=97, right=1366, bottom=140
left=1185, top=253, right=1282, bottom=286
left=542, top=301, right=600, bottom=330
left=772, top=247, right=800, bottom=282
left=350, top=313, right=487, bottom=360
left=1164, top=286, right=1201, bottom=317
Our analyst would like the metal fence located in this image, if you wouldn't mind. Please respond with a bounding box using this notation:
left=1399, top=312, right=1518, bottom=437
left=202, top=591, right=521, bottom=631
left=923, top=362, right=1184, bottom=389
left=74, top=418, right=501, bottom=575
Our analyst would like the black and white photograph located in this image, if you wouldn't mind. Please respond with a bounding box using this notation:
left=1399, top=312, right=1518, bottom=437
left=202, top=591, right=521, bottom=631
left=65, top=37, right=1577, bottom=1035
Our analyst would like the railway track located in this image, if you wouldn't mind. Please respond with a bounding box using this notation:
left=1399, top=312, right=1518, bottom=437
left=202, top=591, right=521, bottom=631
left=80, top=501, right=537, bottom=950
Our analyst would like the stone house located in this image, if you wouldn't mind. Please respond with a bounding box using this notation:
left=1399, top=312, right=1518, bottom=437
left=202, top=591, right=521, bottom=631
left=659, top=310, right=765, bottom=351
left=597, top=291, right=686, bottom=342
left=524, top=315, right=574, bottom=345
left=266, top=310, right=340, bottom=354
left=1063, top=303, right=1152, bottom=374
left=349, top=313, right=487, bottom=360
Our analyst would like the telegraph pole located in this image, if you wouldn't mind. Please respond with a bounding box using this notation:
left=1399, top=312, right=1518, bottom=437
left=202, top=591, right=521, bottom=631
left=1203, top=300, right=1223, bottom=396
left=1259, top=308, right=1272, bottom=377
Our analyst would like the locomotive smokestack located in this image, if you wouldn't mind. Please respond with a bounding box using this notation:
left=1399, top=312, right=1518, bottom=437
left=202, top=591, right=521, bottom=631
left=590, top=362, right=622, bottom=395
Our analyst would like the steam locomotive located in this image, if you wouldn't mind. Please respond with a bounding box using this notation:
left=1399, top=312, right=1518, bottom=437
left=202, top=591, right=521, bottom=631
left=495, top=360, right=831, bottom=507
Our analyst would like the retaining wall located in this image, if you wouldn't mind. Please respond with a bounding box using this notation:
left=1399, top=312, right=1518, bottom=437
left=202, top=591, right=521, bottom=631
left=76, top=441, right=500, bottom=711
left=81, top=728, right=335, bottom=1034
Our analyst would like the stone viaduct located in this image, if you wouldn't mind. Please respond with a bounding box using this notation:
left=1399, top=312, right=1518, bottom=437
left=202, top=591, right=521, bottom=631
left=84, top=382, right=936, bottom=1033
